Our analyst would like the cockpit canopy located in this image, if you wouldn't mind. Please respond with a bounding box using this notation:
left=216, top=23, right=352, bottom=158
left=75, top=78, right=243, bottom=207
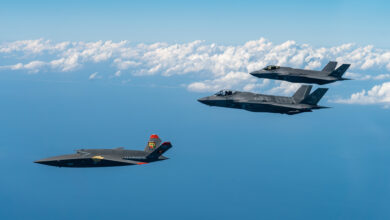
left=76, top=149, right=90, bottom=155
left=263, top=65, right=280, bottom=70
left=215, top=90, right=234, bottom=96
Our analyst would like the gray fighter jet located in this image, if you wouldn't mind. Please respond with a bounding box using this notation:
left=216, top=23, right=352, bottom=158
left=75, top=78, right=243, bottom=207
left=250, top=61, right=351, bottom=85
left=198, top=85, right=328, bottom=115
left=35, top=134, right=172, bottom=167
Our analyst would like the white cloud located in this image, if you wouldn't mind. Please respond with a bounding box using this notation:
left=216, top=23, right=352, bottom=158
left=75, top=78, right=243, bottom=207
left=8, top=63, right=24, bottom=70
left=0, top=39, right=69, bottom=54
left=114, top=58, right=140, bottom=70
left=243, top=79, right=271, bottom=92
left=0, top=60, right=46, bottom=73
left=2, top=38, right=390, bottom=94
left=267, top=82, right=301, bottom=96
left=334, top=82, right=390, bottom=107
left=50, top=54, right=79, bottom=71
left=344, top=72, right=390, bottom=81
left=24, top=60, right=46, bottom=71
left=114, top=70, right=121, bottom=77
left=373, top=74, right=390, bottom=80
left=89, top=72, right=101, bottom=80
left=187, top=71, right=254, bottom=92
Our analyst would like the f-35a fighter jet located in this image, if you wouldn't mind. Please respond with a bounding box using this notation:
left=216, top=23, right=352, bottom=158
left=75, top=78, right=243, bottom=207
left=198, top=85, right=328, bottom=115
left=250, top=61, right=351, bottom=85
left=35, top=134, right=172, bottom=167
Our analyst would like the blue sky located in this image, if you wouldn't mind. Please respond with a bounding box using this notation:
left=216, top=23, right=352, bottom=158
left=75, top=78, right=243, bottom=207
left=1, top=1, right=390, bottom=219
left=1, top=0, right=390, bottom=47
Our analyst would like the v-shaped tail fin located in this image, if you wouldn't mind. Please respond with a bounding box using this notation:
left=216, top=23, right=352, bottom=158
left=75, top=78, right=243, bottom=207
left=146, top=142, right=172, bottom=159
left=300, top=88, right=328, bottom=105
left=322, top=61, right=337, bottom=72
left=144, top=134, right=161, bottom=153
left=329, top=64, right=350, bottom=78
left=292, top=85, right=312, bottom=103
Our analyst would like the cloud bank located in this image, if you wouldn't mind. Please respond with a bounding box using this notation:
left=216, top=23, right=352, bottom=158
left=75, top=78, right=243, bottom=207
left=334, top=82, right=390, bottom=107
left=1, top=38, right=390, bottom=105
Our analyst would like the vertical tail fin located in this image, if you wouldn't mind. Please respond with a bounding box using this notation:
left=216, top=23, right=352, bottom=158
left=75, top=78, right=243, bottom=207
left=300, top=88, right=328, bottom=105
left=322, top=61, right=337, bottom=72
left=144, top=134, right=161, bottom=153
left=146, top=142, right=172, bottom=159
left=292, top=85, right=312, bottom=103
left=329, top=64, right=350, bottom=78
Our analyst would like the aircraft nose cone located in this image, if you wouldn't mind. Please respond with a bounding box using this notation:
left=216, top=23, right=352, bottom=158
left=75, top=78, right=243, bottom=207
left=34, top=159, right=49, bottom=165
left=197, top=97, right=211, bottom=105
left=250, top=70, right=262, bottom=76
left=34, top=158, right=59, bottom=166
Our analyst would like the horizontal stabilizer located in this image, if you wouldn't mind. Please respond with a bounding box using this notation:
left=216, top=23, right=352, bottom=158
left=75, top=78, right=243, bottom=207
left=322, top=61, right=337, bottom=72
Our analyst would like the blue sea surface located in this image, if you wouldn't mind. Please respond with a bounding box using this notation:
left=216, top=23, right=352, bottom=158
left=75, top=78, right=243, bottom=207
left=0, top=72, right=390, bottom=219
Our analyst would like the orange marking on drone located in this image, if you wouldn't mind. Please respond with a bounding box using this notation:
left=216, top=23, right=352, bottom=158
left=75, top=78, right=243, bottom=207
left=137, top=162, right=148, bottom=165
left=150, top=134, right=159, bottom=139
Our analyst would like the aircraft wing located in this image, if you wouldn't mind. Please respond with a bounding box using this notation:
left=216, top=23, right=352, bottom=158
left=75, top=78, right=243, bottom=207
left=236, top=100, right=307, bottom=110
left=93, top=155, right=147, bottom=165
left=269, top=103, right=313, bottom=115
left=304, top=74, right=333, bottom=80
left=269, top=103, right=310, bottom=110
left=235, top=100, right=311, bottom=114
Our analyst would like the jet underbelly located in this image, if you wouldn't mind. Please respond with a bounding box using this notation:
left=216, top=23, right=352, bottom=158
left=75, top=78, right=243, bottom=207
left=226, top=99, right=242, bottom=109
left=272, top=73, right=333, bottom=85
left=57, top=158, right=134, bottom=167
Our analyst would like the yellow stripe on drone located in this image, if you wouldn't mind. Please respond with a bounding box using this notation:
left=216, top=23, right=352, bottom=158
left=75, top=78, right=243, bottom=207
left=92, top=156, right=104, bottom=160
left=148, top=142, right=156, bottom=149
